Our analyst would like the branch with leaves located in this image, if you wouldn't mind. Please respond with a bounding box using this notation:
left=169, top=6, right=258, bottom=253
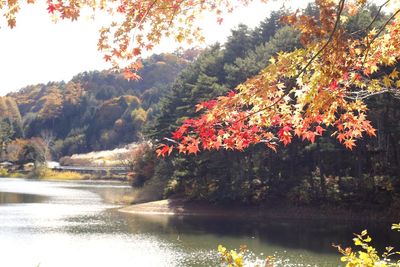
left=157, top=0, right=400, bottom=156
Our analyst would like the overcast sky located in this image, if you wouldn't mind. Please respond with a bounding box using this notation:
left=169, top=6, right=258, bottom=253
left=0, top=0, right=312, bottom=95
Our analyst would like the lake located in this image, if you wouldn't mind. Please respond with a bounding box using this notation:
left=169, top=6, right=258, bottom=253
left=0, top=178, right=397, bottom=267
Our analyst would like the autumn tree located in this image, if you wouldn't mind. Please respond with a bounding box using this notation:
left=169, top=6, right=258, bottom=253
left=40, top=129, right=55, bottom=161
left=20, top=138, right=47, bottom=168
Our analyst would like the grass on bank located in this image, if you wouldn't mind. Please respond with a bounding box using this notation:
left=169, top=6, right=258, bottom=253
left=9, top=172, right=25, bottom=178
left=34, top=168, right=84, bottom=180
left=0, top=166, right=123, bottom=180
left=0, top=168, right=9, bottom=177
left=0, top=168, right=26, bottom=178
left=0, top=167, right=84, bottom=180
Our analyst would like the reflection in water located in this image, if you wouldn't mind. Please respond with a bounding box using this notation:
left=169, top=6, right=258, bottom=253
left=0, top=178, right=398, bottom=267
left=117, top=213, right=400, bottom=266
left=0, top=191, right=46, bottom=204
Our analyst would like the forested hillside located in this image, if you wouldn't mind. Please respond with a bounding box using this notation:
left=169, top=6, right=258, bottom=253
left=0, top=52, right=194, bottom=158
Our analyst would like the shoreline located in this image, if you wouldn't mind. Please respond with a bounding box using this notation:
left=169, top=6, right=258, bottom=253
left=119, top=198, right=400, bottom=222
left=3, top=176, right=397, bottom=222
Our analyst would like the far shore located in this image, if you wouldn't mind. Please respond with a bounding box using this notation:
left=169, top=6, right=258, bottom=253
left=119, top=198, right=400, bottom=222
left=2, top=175, right=397, bottom=222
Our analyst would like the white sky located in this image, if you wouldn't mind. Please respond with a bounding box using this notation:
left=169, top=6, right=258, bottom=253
left=0, top=0, right=312, bottom=95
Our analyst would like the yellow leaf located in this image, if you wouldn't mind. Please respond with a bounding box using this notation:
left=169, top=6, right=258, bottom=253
left=269, top=57, right=276, bottom=64
left=361, top=230, right=368, bottom=236
left=176, top=33, right=184, bottom=43
left=354, top=238, right=363, bottom=246
left=383, top=75, right=392, bottom=87
left=370, top=64, right=378, bottom=74
left=389, top=69, right=399, bottom=79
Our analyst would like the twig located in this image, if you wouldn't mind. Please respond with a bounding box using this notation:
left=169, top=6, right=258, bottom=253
left=350, top=0, right=391, bottom=36
left=363, top=7, right=400, bottom=64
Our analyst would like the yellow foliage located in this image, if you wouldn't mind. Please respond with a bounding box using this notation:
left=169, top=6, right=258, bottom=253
left=0, top=168, right=9, bottom=177
left=9, top=172, right=25, bottom=178
left=337, top=224, right=400, bottom=267
left=219, top=224, right=400, bottom=267
left=218, top=245, right=245, bottom=267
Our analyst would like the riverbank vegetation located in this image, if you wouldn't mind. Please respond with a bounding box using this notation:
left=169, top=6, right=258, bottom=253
left=0, top=166, right=84, bottom=180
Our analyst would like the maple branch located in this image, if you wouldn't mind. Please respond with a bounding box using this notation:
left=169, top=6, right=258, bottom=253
left=345, top=89, right=390, bottom=100
left=163, top=137, right=179, bottom=144
left=165, top=1, right=182, bottom=29
left=131, top=0, right=158, bottom=39
left=365, top=0, right=391, bottom=32
left=240, top=0, right=346, bottom=121
left=346, top=88, right=400, bottom=100
left=363, top=7, right=400, bottom=64
left=298, top=0, right=345, bottom=78
left=345, top=74, right=400, bottom=100
left=4, top=2, right=19, bottom=16
left=350, top=0, right=391, bottom=36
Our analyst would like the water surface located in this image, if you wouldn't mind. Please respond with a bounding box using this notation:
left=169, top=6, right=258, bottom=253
left=0, top=178, right=397, bottom=266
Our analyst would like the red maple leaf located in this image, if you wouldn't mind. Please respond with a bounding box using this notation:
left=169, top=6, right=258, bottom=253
left=156, top=145, right=173, bottom=157
left=315, top=125, right=325, bottom=135
left=47, top=3, right=58, bottom=13
left=132, top=47, right=141, bottom=56
left=278, top=125, right=293, bottom=146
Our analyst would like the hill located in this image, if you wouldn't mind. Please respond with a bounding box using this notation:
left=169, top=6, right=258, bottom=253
left=1, top=52, right=196, bottom=159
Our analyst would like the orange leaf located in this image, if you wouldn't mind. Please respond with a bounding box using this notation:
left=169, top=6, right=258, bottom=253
left=344, top=139, right=356, bottom=150
left=123, top=69, right=141, bottom=80
left=187, top=143, right=199, bottom=154
left=132, top=47, right=141, bottom=56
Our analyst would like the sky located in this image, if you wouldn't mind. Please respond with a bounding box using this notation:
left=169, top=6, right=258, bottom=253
left=0, top=0, right=312, bottom=95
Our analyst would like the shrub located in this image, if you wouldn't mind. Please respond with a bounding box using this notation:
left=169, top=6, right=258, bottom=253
left=0, top=168, right=8, bottom=177
left=128, top=142, right=156, bottom=187
left=219, top=224, right=400, bottom=267
left=9, top=172, right=25, bottom=178
left=218, top=245, right=245, bottom=267
left=218, top=245, right=275, bottom=267
left=337, top=224, right=400, bottom=267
